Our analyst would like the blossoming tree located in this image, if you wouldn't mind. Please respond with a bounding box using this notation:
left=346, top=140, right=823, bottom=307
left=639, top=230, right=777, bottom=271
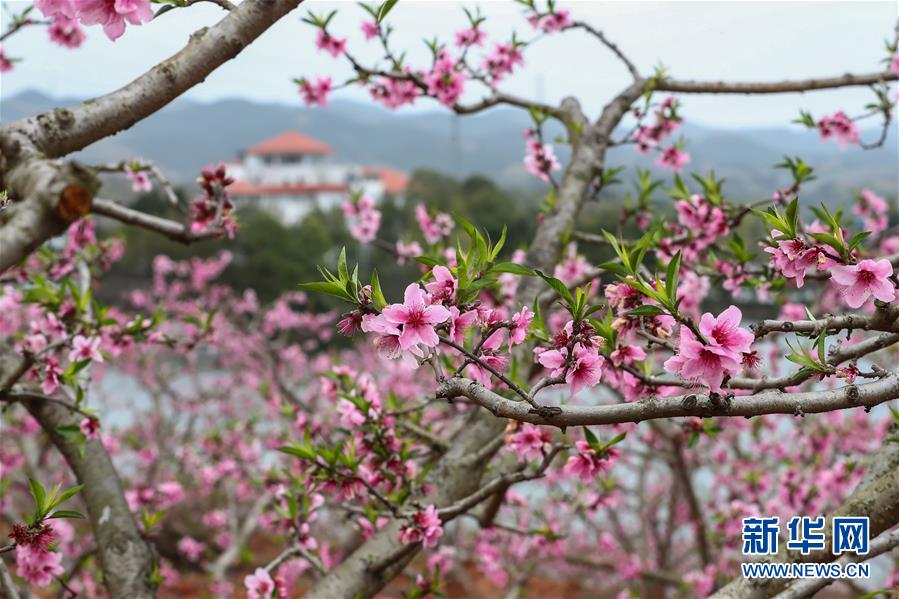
left=2, top=1, right=899, bottom=598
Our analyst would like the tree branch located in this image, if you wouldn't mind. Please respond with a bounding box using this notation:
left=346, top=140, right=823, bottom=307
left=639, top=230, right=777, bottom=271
left=0, top=0, right=304, bottom=158
left=654, top=71, right=898, bottom=94
left=437, top=373, right=899, bottom=428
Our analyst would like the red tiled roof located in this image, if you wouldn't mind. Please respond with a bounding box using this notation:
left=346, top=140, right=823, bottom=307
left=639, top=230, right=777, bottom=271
left=247, top=131, right=333, bottom=156
left=229, top=180, right=350, bottom=196
left=363, top=166, right=410, bottom=194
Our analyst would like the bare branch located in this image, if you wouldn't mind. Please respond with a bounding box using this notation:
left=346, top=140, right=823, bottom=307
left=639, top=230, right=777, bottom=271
left=654, top=70, right=897, bottom=94
left=91, top=197, right=224, bottom=243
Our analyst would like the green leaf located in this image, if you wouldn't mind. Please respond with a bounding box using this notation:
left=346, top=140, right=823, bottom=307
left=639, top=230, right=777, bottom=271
left=534, top=270, right=574, bottom=307
left=278, top=444, right=316, bottom=461
left=47, top=510, right=85, bottom=520
left=50, top=485, right=83, bottom=510
left=583, top=427, right=599, bottom=449
left=665, top=251, right=681, bottom=307
left=488, top=262, right=534, bottom=276
left=370, top=270, right=388, bottom=310
left=625, top=305, right=666, bottom=317
left=29, top=479, right=47, bottom=513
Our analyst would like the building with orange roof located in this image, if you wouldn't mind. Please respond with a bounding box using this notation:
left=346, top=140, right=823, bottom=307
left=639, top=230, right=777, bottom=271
left=226, top=131, right=408, bottom=224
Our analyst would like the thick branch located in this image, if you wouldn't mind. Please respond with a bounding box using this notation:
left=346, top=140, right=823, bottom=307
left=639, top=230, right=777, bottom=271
left=0, top=345, right=157, bottom=598
left=0, top=0, right=303, bottom=158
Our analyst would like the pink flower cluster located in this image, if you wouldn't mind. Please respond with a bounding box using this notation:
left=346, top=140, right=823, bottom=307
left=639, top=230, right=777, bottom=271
left=534, top=320, right=605, bottom=396
left=341, top=194, right=382, bottom=243
left=190, top=163, right=237, bottom=238
left=455, top=26, right=486, bottom=47
left=633, top=96, right=682, bottom=154
left=764, top=230, right=821, bottom=288
left=36, top=0, right=150, bottom=41
left=244, top=567, right=286, bottom=599
left=362, top=282, right=451, bottom=365
left=830, top=259, right=895, bottom=309
left=424, top=51, right=466, bottom=107
left=524, top=135, right=561, bottom=182
left=817, top=111, right=859, bottom=149
left=527, top=9, right=572, bottom=32
left=507, top=424, right=552, bottom=460
left=854, top=188, right=889, bottom=236
left=398, top=505, right=443, bottom=548
left=299, top=77, right=333, bottom=107
left=369, top=75, right=420, bottom=110
left=664, top=306, right=754, bottom=393
left=315, top=29, right=347, bottom=58
left=656, top=145, right=690, bottom=172
left=16, top=544, right=64, bottom=587
left=415, top=204, right=454, bottom=244
left=563, top=440, right=619, bottom=482
left=482, top=42, right=524, bottom=83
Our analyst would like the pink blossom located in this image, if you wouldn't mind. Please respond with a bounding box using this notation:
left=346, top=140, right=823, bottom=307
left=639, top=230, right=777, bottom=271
left=482, top=42, right=523, bottom=82
left=80, top=417, right=100, bottom=440
left=507, top=424, right=552, bottom=461
left=465, top=329, right=508, bottom=386
left=530, top=9, right=572, bottom=32
left=424, top=51, right=466, bottom=107
left=664, top=306, right=753, bottom=393
left=699, top=305, right=754, bottom=356
left=395, top=240, right=423, bottom=265
left=424, top=266, right=457, bottom=302
left=656, top=145, right=690, bottom=171
left=455, top=27, right=486, bottom=47
left=829, top=259, right=895, bottom=309
left=15, top=545, right=64, bottom=587
left=41, top=356, right=63, bottom=395
left=415, top=204, right=453, bottom=244
left=125, top=165, right=152, bottom=192
left=854, top=188, right=889, bottom=235
left=342, top=194, right=381, bottom=243
left=447, top=307, right=478, bottom=344
left=563, top=440, right=617, bottom=482
left=398, top=505, right=443, bottom=548
left=509, top=307, right=534, bottom=346
left=610, top=344, right=646, bottom=366
left=36, top=0, right=75, bottom=17
left=299, top=76, right=333, bottom=106
left=0, top=47, right=13, bottom=73
left=566, top=345, right=604, bottom=395
left=315, top=29, right=347, bottom=57
left=48, top=16, right=86, bottom=48
left=380, top=284, right=450, bottom=350
left=244, top=567, right=276, bottom=599
left=360, top=19, right=379, bottom=40
left=337, top=399, right=366, bottom=427
left=73, top=0, right=153, bottom=41
left=890, top=52, right=899, bottom=75
left=524, top=139, right=561, bottom=182
left=369, top=76, right=420, bottom=109
left=69, top=335, right=104, bottom=363
left=764, top=231, right=820, bottom=288
left=817, top=111, right=859, bottom=149
left=177, top=536, right=206, bottom=562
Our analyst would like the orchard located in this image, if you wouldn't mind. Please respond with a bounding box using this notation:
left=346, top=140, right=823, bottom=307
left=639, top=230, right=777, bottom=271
left=1, top=1, right=899, bottom=598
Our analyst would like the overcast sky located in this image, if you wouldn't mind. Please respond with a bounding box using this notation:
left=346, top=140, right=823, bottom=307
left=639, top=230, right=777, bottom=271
left=1, top=1, right=897, bottom=128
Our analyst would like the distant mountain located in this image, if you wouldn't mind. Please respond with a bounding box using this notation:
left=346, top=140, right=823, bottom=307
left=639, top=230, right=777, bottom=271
left=2, top=89, right=896, bottom=201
